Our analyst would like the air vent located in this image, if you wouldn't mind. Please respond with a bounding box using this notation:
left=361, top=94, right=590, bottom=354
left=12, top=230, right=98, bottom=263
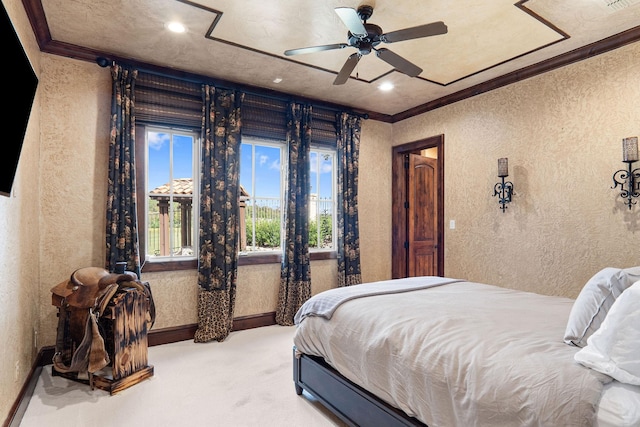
left=602, top=0, right=640, bottom=11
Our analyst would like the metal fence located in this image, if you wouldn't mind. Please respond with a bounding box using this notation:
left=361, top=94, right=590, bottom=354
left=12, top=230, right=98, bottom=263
left=147, top=196, right=335, bottom=255
left=244, top=197, right=281, bottom=250
left=147, top=210, right=189, bottom=256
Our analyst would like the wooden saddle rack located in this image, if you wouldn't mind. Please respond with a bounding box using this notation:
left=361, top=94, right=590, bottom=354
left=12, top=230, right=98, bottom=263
left=50, top=266, right=156, bottom=394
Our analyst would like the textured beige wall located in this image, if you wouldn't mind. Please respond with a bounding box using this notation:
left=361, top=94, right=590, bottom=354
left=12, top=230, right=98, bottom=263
left=37, top=54, right=113, bottom=345
left=359, top=119, right=393, bottom=283
left=0, top=0, right=42, bottom=420
left=393, top=40, right=640, bottom=298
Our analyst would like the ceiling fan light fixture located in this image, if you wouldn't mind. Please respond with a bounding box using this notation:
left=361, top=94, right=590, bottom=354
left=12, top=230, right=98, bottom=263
left=379, top=82, right=394, bottom=91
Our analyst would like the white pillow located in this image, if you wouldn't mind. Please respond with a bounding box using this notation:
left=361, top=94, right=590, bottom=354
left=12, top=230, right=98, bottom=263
left=574, top=280, right=640, bottom=385
left=564, top=267, right=640, bottom=347
left=625, top=266, right=640, bottom=278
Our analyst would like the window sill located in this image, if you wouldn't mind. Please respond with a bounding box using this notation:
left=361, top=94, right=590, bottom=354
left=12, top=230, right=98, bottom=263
left=141, top=251, right=337, bottom=272
left=141, top=259, right=197, bottom=273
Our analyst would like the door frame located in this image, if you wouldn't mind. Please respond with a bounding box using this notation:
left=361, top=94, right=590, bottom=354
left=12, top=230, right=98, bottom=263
left=391, top=134, right=445, bottom=278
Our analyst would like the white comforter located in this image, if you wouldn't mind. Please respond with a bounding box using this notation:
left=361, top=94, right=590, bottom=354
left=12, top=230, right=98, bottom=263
left=294, top=279, right=612, bottom=427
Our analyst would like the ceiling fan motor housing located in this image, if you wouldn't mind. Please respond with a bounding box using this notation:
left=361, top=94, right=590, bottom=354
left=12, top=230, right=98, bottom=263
left=348, top=23, right=382, bottom=55
left=357, top=5, right=374, bottom=21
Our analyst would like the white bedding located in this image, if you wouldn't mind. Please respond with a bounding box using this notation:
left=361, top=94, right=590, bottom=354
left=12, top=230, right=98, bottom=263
left=294, top=275, right=461, bottom=323
left=597, top=381, right=640, bottom=427
left=294, top=278, right=620, bottom=427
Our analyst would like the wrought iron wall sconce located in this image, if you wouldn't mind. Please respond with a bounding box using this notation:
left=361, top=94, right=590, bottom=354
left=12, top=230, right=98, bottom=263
left=493, top=157, right=514, bottom=212
left=612, top=137, right=640, bottom=210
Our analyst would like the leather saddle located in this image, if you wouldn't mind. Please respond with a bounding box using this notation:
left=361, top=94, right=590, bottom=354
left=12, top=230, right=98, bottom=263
left=51, top=267, right=155, bottom=377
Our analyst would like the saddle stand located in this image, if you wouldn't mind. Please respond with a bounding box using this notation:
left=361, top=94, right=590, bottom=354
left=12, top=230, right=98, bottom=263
left=51, top=266, right=155, bottom=394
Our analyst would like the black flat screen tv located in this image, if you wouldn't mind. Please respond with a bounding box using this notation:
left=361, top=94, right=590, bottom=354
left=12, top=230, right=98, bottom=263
left=1, top=2, right=38, bottom=197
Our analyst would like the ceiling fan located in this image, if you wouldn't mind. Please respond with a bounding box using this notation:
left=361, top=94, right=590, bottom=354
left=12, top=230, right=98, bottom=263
left=284, top=5, right=447, bottom=85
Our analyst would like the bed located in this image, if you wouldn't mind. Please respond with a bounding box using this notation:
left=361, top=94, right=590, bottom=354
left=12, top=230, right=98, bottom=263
left=292, top=272, right=640, bottom=427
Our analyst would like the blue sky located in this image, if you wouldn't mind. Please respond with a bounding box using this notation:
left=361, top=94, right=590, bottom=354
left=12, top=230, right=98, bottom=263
left=147, top=131, right=333, bottom=199
left=240, top=143, right=281, bottom=198
left=239, top=143, right=334, bottom=199
left=147, top=131, right=193, bottom=191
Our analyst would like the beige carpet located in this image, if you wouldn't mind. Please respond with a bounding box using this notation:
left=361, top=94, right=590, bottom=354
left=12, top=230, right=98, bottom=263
left=18, top=325, right=347, bottom=427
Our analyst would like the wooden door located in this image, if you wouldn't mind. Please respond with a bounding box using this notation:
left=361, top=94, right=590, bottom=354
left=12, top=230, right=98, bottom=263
left=408, top=154, right=438, bottom=277
left=391, top=135, right=444, bottom=279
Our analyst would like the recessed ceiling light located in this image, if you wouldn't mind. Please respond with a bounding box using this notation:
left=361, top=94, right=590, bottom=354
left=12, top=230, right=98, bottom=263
left=273, top=77, right=283, bottom=84
left=379, top=82, right=394, bottom=91
left=167, top=22, right=186, bottom=33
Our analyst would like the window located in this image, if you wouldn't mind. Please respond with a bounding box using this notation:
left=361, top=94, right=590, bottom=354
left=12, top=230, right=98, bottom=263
left=144, top=127, right=198, bottom=262
left=309, top=147, right=336, bottom=251
left=133, top=72, right=342, bottom=270
left=239, top=139, right=337, bottom=255
left=240, top=139, right=284, bottom=253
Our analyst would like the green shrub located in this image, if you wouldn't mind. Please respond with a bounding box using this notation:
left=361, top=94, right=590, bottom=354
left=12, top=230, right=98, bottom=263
left=245, top=213, right=332, bottom=249
left=248, top=219, right=280, bottom=247
left=309, top=214, right=332, bottom=248
left=319, top=213, right=332, bottom=246
left=309, top=219, right=318, bottom=247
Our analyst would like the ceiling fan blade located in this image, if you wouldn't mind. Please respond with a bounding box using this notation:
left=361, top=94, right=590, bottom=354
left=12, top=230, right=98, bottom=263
left=335, top=7, right=367, bottom=38
left=376, top=48, right=422, bottom=77
left=284, top=43, right=349, bottom=56
left=381, top=21, right=448, bottom=43
left=333, top=53, right=361, bottom=85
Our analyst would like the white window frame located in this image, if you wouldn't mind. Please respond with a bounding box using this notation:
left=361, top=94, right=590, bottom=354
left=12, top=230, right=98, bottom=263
left=309, top=145, right=337, bottom=253
left=144, top=126, right=199, bottom=263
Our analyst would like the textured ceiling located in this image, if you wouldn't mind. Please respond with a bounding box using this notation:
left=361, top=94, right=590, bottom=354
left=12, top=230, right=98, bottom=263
left=31, top=0, right=640, bottom=117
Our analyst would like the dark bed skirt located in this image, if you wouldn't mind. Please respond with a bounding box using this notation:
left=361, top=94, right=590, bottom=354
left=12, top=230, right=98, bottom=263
left=293, top=347, right=426, bottom=427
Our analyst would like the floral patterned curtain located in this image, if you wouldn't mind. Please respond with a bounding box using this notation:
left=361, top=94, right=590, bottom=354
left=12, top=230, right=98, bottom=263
left=194, top=85, right=243, bottom=343
left=336, top=112, right=362, bottom=287
left=106, top=64, right=141, bottom=277
left=276, top=103, right=312, bottom=326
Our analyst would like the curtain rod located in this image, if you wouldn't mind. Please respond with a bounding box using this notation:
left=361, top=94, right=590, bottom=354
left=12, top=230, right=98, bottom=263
left=97, top=57, right=369, bottom=120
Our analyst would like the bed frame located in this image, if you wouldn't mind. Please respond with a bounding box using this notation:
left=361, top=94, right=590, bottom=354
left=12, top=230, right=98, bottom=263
left=293, top=347, right=426, bottom=427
